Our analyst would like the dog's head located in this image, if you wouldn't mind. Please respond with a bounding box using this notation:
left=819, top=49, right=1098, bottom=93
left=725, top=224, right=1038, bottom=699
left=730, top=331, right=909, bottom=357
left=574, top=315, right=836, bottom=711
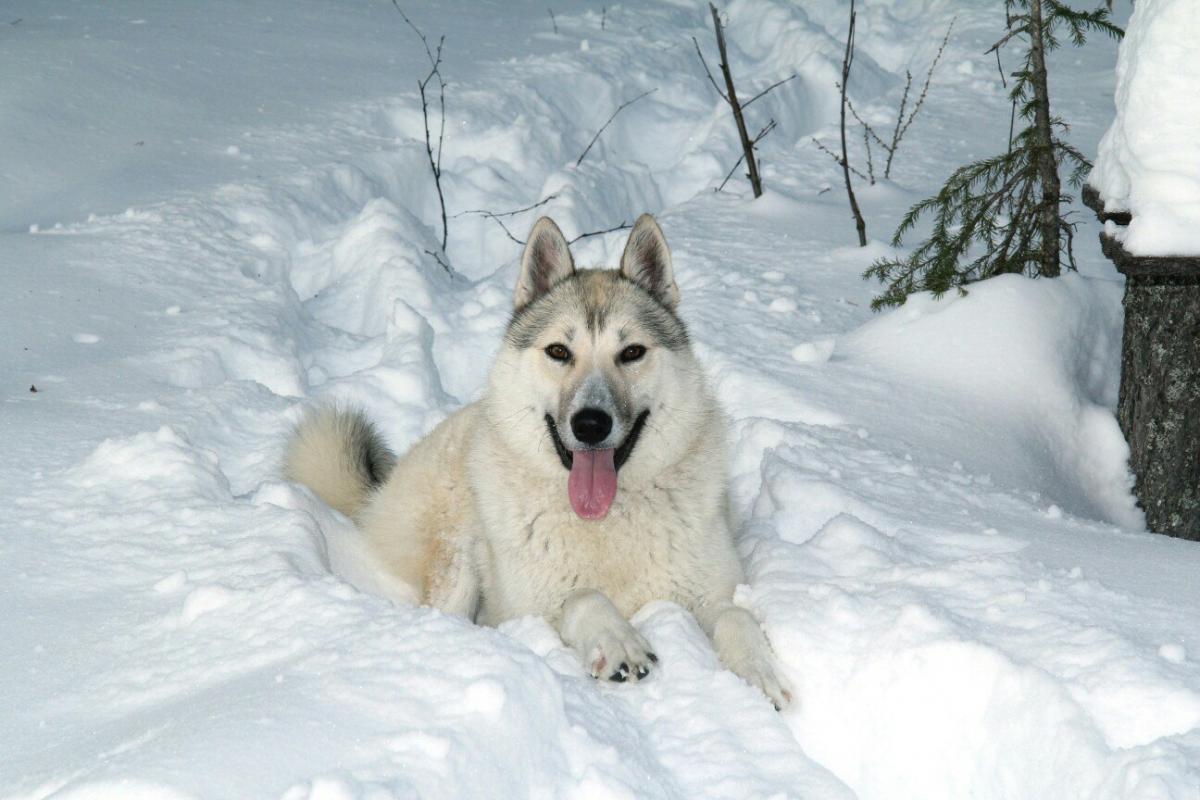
left=487, top=214, right=716, bottom=520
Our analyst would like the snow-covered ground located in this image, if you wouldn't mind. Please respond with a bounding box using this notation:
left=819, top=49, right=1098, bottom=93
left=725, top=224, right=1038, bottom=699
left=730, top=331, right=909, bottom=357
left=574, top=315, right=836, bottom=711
left=4, top=1, right=1199, bottom=798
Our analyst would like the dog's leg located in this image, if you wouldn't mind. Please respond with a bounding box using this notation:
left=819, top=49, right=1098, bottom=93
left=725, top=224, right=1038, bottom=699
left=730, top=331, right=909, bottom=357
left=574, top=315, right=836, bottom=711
left=696, top=600, right=792, bottom=710
left=559, top=589, right=657, bottom=683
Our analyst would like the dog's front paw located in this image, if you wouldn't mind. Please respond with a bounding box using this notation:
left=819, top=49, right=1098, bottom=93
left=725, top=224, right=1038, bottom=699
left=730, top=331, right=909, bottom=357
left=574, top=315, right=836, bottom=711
left=560, top=589, right=658, bottom=683
left=712, top=608, right=793, bottom=710
left=725, top=649, right=792, bottom=711
left=583, top=621, right=657, bottom=683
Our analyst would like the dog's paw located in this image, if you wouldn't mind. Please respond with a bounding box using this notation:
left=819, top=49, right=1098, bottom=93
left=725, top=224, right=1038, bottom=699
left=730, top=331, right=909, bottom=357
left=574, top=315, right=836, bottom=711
left=712, top=608, right=793, bottom=711
left=582, top=622, right=657, bottom=683
left=728, top=654, right=792, bottom=712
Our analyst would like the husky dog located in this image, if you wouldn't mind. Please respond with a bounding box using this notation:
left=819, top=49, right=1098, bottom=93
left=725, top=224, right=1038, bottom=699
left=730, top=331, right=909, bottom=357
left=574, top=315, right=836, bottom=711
left=285, top=214, right=790, bottom=708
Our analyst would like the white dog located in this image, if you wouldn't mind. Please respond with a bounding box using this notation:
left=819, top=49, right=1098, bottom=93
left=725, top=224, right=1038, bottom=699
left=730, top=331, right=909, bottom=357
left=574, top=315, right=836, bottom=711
left=286, top=214, right=790, bottom=708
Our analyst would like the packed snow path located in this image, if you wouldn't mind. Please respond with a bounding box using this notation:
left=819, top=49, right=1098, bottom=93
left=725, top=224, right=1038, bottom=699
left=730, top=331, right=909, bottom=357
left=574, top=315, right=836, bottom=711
left=4, top=2, right=1199, bottom=798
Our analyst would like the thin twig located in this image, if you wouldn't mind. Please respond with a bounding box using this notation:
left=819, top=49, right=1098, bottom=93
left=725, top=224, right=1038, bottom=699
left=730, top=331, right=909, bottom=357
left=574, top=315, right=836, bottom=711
left=548, top=8, right=557, bottom=34
left=718, top=120, right=777, bottom=193
left=691, top=36, right=729, bottom=103
left=813, top=137, right=868, bottom=182
left=891, top=18, right=954, bottom=167
left=716, top=153, right=746, bottom=193
left=846, top=96, right=889, bottom=151
left=568, top=222, right=632, bottom=245
left=862, top=125, right=876, bottom=184
left=575, top=88, right=658, bottom=167
left=742, top=73, right=797, bottom=109
left=452, top=194, right=560, bottom=220
left=392, top=1, right=450, bottom=255
left=485, top=216, right=525, bottom=245
left=752, top=119, right=777, bottom=144
left=424, top=249, right=452, bottom=272
left=492, top=219, right=633, bottom=247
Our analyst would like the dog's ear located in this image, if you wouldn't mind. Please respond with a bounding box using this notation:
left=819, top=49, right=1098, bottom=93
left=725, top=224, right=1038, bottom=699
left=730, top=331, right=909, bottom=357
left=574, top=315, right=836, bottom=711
left=619, top=214, right=679, bottom=309
left=515, top=217, right=575, bottom=309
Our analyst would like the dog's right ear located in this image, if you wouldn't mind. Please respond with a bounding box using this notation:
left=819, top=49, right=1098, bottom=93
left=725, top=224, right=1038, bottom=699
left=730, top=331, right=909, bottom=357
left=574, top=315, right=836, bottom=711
left=515, top=217, right=575, bottom=309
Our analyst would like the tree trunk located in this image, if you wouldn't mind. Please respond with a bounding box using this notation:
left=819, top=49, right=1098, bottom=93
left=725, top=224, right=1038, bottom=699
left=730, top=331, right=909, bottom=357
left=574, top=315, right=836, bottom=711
left=1027, top=0, right=1061, bottom=277
left=1118, top=273, right=1200, bottom=539
left=1084, top=186, right=1200, bottom=539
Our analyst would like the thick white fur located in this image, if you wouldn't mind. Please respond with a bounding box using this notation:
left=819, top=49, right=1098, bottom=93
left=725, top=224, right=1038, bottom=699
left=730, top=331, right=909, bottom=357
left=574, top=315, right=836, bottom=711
left=286, top=216, right=790, bottom=708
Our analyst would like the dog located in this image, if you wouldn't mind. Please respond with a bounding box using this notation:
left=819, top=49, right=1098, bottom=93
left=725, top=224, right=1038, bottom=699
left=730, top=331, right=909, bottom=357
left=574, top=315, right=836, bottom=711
left=285, top=214, right=790, bottom=708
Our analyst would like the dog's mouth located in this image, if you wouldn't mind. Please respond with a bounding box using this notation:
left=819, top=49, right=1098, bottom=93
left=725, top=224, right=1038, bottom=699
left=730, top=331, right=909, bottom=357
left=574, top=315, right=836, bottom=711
left=545, top=410, right=650, bottom=520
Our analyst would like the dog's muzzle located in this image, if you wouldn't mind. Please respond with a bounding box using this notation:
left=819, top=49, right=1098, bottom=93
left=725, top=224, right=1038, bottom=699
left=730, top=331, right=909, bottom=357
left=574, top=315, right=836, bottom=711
left=544, top=409, right=650, bottom=472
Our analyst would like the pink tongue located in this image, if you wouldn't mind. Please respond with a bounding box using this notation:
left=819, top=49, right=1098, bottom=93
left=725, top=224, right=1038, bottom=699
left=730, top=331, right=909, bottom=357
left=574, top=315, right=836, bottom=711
left=568, top=448, right=618, bottom=519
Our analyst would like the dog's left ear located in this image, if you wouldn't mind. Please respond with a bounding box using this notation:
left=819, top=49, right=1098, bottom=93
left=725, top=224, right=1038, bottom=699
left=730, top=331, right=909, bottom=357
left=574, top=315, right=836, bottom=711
left=619, top=214, right=679, bottom=309
left=515, top=217, right=575, bottom=309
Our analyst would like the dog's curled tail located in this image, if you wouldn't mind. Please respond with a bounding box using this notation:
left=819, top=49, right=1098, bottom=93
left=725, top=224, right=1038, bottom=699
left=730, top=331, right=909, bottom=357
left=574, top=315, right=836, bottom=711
left=284, top=406, right=396, bottom=519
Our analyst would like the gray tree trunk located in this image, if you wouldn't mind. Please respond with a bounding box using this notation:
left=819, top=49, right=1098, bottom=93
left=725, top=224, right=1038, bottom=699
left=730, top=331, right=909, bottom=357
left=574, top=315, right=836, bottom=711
left=1117, top=274, right=1200, bottom=539
left=1084, top=186, right=1200, bottom=538
left=1028, top=0, right=1062, bottom=278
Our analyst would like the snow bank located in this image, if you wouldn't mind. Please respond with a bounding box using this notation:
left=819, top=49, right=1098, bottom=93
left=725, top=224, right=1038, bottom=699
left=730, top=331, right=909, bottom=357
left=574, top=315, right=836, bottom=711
left=838, top=274, right=1142, bottom=529
left=1088, top=0, right=1200, bottom=255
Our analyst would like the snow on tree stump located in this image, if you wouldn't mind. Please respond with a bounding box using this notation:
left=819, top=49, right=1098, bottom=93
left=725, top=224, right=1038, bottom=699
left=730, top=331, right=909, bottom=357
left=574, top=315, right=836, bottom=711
left=1084, top=185, right=1200, bottom=539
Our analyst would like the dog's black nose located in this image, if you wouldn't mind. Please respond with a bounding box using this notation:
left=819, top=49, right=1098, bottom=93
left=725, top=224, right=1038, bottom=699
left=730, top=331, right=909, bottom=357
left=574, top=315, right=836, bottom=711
left=571, top=408, right=613, bottom=445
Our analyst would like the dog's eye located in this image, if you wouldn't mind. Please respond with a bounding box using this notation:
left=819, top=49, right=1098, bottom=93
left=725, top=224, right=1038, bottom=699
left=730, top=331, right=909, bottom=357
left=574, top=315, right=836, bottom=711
left=619, top=344, right=647, bottom=364
left=545, top=343, right=571, bottom=362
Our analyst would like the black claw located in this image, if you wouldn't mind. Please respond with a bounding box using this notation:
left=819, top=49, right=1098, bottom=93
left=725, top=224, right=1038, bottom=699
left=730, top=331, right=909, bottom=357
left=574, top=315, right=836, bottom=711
left=636, top=664, right=649, bottom=679
left=648, top=652, right=659, bottom=663
left=609, top=669, right=627, bottom=683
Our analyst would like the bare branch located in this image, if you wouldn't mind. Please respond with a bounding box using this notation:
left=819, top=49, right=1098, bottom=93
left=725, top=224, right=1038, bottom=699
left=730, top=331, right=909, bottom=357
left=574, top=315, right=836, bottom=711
left=891, top=18, right=954, bottom=163
left=393, top=2, right=450, bottom=256
left=575, top=88, right=658, bottom=167
left=715, top=153, right=746, bottom=193
left=813, top=137, right=868, bottom=182
left=482, top=215, right=526, bottom=245
left=568, top=222, right=632, bottom=245
left=452, top=194, right=560, bottom=220
left=487, top=217, right=632, bottom=247
left=751, top=119, right=777, bottom=144
left=548, top=8, right=557, bottom=34
left=691, top=36, right=729, bottom=103
left=717, top=120, right=777, bottom=193
left=846, top=95, right=889, bottom=151
left=742, top=73, right=798, bottom=109
left=838, top=0, right=868, bottom=245
left=424, top=249, right=452, bottom=273
left=862, top=125, right=876, bottom=184
left=707, top=2, right=765, bottom=197
left=391, top=2, right=437, bottom=65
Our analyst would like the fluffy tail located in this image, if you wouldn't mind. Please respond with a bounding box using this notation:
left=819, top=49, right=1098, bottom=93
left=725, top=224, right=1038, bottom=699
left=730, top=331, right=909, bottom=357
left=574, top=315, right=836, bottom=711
left=284, top=406, right=396, bottom=519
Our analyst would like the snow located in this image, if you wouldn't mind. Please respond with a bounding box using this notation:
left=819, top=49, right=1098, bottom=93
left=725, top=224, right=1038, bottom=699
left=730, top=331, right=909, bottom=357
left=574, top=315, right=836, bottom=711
left=1088, top=0, right=1200, bottom=256
left=4, top=1, right=1200, bottom=798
